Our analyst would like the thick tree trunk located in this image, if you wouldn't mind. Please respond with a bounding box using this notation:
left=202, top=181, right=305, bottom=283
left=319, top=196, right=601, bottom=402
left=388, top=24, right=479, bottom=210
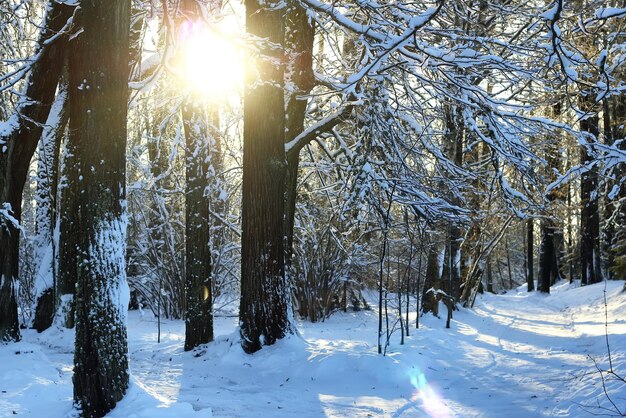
left=580, top=110, right=603, bottom=285
left=33, top=80, right=68, bottom=333
left=182, top=103, right=214, bottom=351
left=284, top=0, right=315, bottom=270
left=0, top=1, right=73, bottom=342
left=538, top=103, right=564, bottom=293
left=56, top=119, right=80, bottom=327
left=240, top=0, right=291, bottom=353
left=441, top=103, right=463, bottom=301
left=606, top=95, right=626, bottom=278
left=34, top=81, right=67, bottom=265
left=460, top=140, right=485, bottom=304
left=70, top=1, right=131, bottom=415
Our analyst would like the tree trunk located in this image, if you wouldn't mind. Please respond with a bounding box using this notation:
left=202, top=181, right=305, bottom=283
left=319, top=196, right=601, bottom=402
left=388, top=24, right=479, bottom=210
left=606, top=94, right=626, bottom=279
left=182, top=103, right=214, bottom=351
left=441, top=102, right=463, bottom=301
left=538, top=103, right=564, bottom=292
left=239, top=0, right=291, bottom=353
left=0, top=1, right=73, bottom=342
left=526, top=218, right=535, bottom=291
left=70, top=0, right=131, bottom=415
left=486, top=257, right=494, bottom=293
left=580, top=107, right=603, bottom=285
left=566, top=166, right=574, bottom=283
left=538, top=219, right=555, bottom=293
left=56, top=116, right=80, bottom=328
left=421, top=240, right=441, bottom=316
left=284, top=0, right=315, bottom=270
left=33, top=79, right=69, bottom=333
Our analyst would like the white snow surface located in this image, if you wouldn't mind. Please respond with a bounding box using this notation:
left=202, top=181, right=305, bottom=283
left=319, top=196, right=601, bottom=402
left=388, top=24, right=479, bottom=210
left=1, top=280, right=625, bottom=417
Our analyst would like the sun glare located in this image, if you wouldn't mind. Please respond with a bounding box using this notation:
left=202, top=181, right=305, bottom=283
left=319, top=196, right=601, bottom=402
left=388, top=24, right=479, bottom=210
left=408, top=368, right=452, bottom=418
left=176, top=19, right=243, bottom=100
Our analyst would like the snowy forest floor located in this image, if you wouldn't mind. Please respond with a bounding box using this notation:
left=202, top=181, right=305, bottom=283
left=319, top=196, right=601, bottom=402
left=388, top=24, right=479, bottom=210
left=1, top=280, right=625, bottom=418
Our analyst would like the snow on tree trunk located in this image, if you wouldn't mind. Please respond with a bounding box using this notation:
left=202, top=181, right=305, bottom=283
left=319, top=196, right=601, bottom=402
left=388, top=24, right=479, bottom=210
left=0, top=1, right=73, bottom=342
left=56, top=124, right=80, bottom=328
left=240, top=0, right=293, bottom=354
left=69, top=0, right=131, bottom=415
left=33, top=80, right=68, bottom=333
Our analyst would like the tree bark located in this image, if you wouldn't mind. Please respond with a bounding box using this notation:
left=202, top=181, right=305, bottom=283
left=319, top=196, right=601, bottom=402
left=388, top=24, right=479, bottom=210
left=486, top=257, right=494, bottom=293
left=33, top=79, right=69, bottom=332
left=606, top=94, right=626, bottom=278
left=284, top=0, right=315, bottom=270
left=538, top=127, right=563, bottom=292
left=70, top=0, right=131, bottom=415
left=421, top=240, right=441, bottom=316
left=182, top=103, right=214, bottom=351
left=526, top=218, right=535, bottom=291
left=580, top=107, right=603, bottom=285
left=538, top=219, right=555, bottom=293
left=239, top=0, right=292, bottom=353
left=56, top=112, right=80, bottom=328
left=0, top=1, right=73, bottom=342
left=441, top=102, right=463, bottom=301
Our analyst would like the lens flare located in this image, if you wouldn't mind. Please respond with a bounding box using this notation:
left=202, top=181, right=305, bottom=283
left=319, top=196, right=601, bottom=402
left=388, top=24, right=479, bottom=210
left=407, top=368, right=452, bottom=418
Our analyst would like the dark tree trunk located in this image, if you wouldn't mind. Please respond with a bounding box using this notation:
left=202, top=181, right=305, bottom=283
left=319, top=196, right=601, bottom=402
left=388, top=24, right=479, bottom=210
left=56, top=118, right=80, bottom=328
left=239, top=0, right=292, bottom=353
left=567, top=177, right=574, bottom=283
left=602, top=99, right=615, bottom=279
left=182, top=103, right=214, bottom=351
left=421, top=241, right=440, bottom=316
left=441, top=102, right=463, bottom=301
left=538, top=220, right=555, bottom=293
left=179, top=0, right=218, bottom=352
left=33, top=289, right=55, bottom=333
left=460, top=142, right=485, bottom=304
left=580, top=109, right=603, bottom=285
left=70, top=1, right=131, bottom=415
left=486, top=258, right=494, bottom=293
left=606, top=95, right=626, bottom=278
left=442, top=224, right=462, bottom=301
left=0, top=1, right=73, bottom=342
left=284, top=0, right=315, bottom=270
left=441, top=222, right=461, bottom=306
left=538, top=103, right=564, bottom=293
left=526, top=219, right=535, bottom=291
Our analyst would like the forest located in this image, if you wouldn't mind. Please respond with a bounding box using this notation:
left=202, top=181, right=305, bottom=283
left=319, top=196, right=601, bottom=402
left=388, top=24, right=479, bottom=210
left=1, top=0, right=626, bottom=417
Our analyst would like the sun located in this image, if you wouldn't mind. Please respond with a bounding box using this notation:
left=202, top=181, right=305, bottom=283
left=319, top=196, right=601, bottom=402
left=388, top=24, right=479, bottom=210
left=176, top=19, right=243, bottom=100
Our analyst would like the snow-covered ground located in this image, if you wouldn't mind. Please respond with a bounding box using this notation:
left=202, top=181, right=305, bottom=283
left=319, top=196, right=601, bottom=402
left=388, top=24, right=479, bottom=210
left=1, top=280, right=625, bottom=417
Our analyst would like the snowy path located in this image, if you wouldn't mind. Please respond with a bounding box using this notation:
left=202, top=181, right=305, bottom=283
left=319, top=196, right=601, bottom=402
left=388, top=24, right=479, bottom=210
left=1, top=280, right=624, bottom=417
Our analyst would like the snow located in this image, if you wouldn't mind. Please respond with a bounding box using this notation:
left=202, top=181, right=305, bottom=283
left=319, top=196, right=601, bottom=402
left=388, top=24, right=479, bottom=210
left=595, top=7, right=626, bottom=19
left=33, top=244, right=54, bottom=301
left=1, top=280, right=625, bottom=417
left=540, top=5, right=559, bottom=21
